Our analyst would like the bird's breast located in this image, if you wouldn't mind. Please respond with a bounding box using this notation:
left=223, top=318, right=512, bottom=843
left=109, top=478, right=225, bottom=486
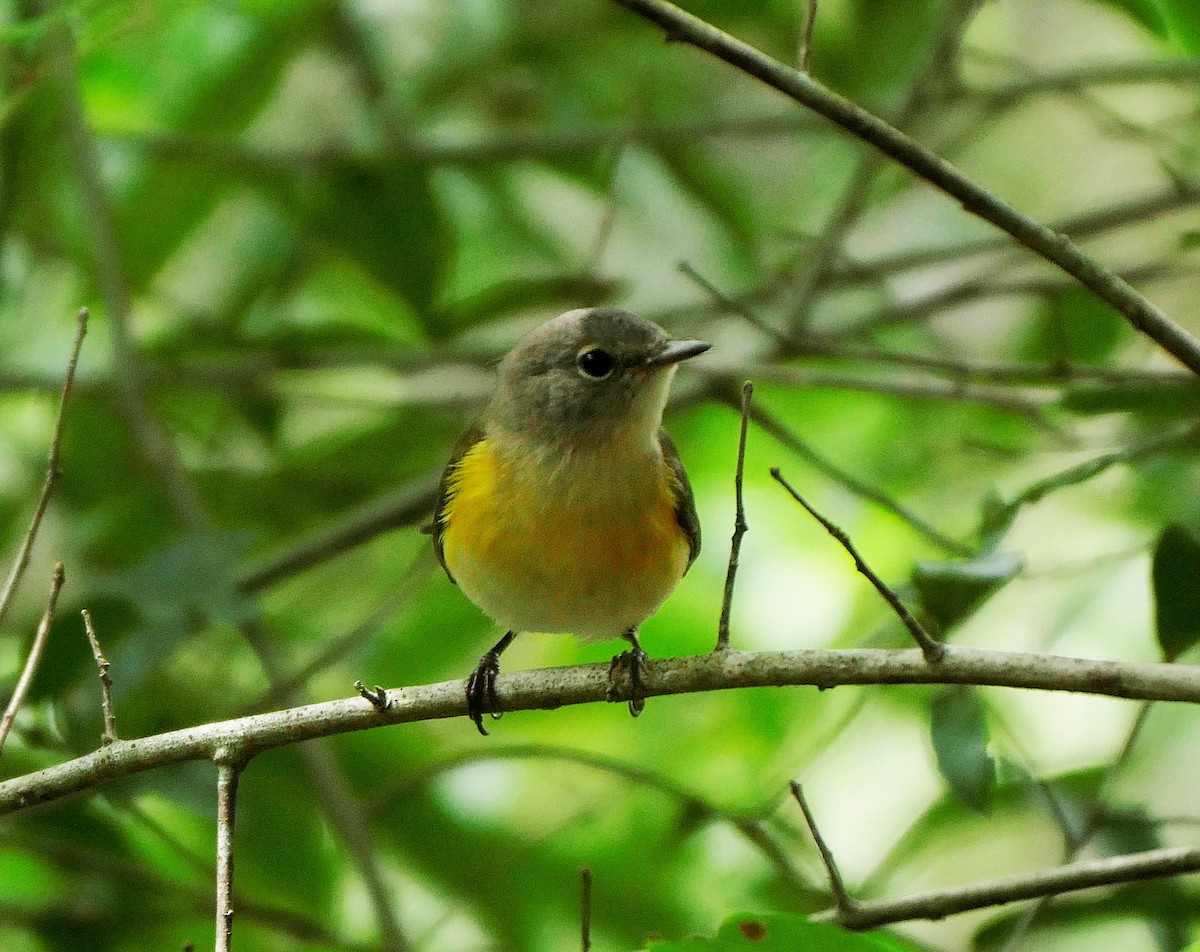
left=440, top=435, right=690, bottom=639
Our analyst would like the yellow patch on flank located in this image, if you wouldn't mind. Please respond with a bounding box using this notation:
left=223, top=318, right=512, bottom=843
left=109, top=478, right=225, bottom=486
left=441, top=435, right=690, bottom=639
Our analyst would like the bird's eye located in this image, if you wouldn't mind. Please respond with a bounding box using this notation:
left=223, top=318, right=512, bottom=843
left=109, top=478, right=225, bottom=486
left=576, top=346, right=616, bottom=380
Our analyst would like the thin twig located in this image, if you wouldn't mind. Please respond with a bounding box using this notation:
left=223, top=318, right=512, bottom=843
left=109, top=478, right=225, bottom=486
left=610, top=0, right=1200, bottom=377
left=742, top=400, right=972, bottom=557
left=797, top=0, right=817, bottom=73
left=214, top=753, right=245, bottom=952
left=0, top=564, right=66, bottom=757
left=580, top=867, right=593, bottom=952
left=716, top=382, right=752, bottom=650
left=0, top=310, right=87, bottom=632
left=789, top=781, right=855, bottom=913
left=813, top=842, right=1200, bottom=930
left=996, top=699, right=1155, bottom=951
left=771, top=468, right=945, bottom=662
left=80, top=609, right=118, bottom=745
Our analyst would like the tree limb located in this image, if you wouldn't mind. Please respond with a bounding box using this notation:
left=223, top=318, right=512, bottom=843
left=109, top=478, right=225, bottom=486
left=609, top=0, right=1200, bottom=376
left=5, top=644, right=1200, bottom=815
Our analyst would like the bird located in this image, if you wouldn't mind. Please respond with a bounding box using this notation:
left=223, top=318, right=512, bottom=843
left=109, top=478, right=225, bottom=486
left=430, top=307, right=709, bottom=734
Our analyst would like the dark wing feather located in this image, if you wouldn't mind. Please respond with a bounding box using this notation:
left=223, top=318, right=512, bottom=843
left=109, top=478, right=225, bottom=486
left=431, top=420, right=487, bottom=584
left=658, top=429, right=701, bottom=572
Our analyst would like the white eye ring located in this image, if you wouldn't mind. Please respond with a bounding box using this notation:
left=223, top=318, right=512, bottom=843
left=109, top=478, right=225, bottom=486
left=575, top=345, right=616, bottom=380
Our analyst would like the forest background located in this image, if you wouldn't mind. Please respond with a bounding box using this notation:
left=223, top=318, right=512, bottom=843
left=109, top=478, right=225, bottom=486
left=1, top=0, right=1200, bottom=950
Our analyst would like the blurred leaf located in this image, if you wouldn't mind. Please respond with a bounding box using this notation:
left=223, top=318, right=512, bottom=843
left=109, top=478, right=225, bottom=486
left=1181, top=229, right=1200, bottom=249
left=1084, top=0, right=1171, bottom=35
left=1083, top=0, right=1200, bottom=49
left=1061, top=381, right=1200, bottom=416
left=912, top=552, right=1020, bottom=631
left=307, top=157, right=445, bottom=327
left=1152, top=524, right=1200, bottom=661
left=1023, top=288, right=1129, bottom=367
left=645, top=913, right=921, bottom=950
left=102, top=531, right=255, bottom=627
left=930, top=686, right=995, bottom=813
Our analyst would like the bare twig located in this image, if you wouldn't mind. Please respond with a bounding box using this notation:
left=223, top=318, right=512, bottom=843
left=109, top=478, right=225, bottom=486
left=0, top=564, right=65, bottom=758
left=814, top=842, right=1200, bottom=930
left=0, top=310, right=87, bottom=632
left=996, top=699, right=1156, bottom=950
left=716, top=382, right=752, bottom=650
left=789, top=781, right=855, bottom=913
left=214, top=753, right=245, bottom=952
left=9, top=642, right=1200, bottom=815
left=580, top=867, right=593, bottom=952
left=771, top=468, right=945, bottom=662
left=37, top=0, right=209, bottom=530
left=741, top=400, right=972, bottom=557
left=797, top=0, right=817, bottom=73
left=610, top=0, right=1200, bottom=376
left=80, top=609, right=118, bottom=745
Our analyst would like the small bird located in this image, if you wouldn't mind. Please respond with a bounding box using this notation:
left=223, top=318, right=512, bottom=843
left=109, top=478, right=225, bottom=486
left=431, top=307, right=709, bottom=734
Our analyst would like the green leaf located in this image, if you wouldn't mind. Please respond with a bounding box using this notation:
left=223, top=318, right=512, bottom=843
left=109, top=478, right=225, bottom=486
left=1083, top=0, right=1200, bottom=50
left=1061, top=381, right=1200, bottom=417
left=1022, top=287, right=1128, bottom=367
left=645, top=912, right=920, bottom=951
left=1152, top=524, right=1200, bottom=661
left=930, top=686, right=996, bottom=813
left=1084, top=0, right=1171, bottom=35
left=913, top=551, right=1021, bottom=631
left=1181, top=229, right=1200, bottom=249
left=308, top=157, right=445, bottom=327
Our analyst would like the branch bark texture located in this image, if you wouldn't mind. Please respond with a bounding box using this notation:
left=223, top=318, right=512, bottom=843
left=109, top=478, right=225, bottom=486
left=4, top=644, right=1200, bottom=814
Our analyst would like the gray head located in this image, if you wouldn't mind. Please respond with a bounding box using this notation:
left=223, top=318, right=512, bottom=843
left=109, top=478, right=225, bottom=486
left=486, top=308, right=710, bottom=447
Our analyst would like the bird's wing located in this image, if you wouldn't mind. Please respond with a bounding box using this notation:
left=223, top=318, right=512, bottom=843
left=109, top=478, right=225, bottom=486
left=430, top=420, right=487, bottom=585
left=658, top=428, right=701, bottom=572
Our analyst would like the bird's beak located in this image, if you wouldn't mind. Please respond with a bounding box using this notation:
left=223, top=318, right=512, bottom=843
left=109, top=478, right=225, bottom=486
left=641, top=339, right=711, bottom=369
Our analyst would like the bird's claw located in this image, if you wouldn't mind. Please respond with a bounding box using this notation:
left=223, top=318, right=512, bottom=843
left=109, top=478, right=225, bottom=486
left=466, top=650, right=503, bottom=735
left=607, top=644, right=648, bottom=717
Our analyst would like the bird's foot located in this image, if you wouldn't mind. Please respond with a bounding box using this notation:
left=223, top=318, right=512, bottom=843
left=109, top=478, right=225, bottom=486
left=607, top=642, right=648, bottom=717
left=466, top=649, right=504, bottom=736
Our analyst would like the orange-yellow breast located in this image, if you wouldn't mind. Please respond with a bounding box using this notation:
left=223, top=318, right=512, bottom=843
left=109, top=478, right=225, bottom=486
left=440, top=436, right=690, bottom=639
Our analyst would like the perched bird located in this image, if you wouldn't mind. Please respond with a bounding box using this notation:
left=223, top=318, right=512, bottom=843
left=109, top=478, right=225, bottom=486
left=431, top=307, right=709, bottom=734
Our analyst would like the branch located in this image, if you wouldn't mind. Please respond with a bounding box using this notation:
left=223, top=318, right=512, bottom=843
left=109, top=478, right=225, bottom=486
left=716, top=382, right=752, bottom=650
left=789, top=781, right=855, bottom=914
left=814, top=843, right=1200, bottom=930
left=6, top=643, right=1200, bottom=814
left=213, top=753, right=244, bottom=952
left=609, top=0, right=1200, bottom=376
left=0, top=310, right=87, bottom=632
left=81, top=609, right=118, bottom=745
left=0, top=564, right=65, bottom=757
left=771, top=469, right=944, bottom=661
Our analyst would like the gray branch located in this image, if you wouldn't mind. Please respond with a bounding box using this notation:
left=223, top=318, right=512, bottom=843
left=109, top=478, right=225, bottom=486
left=4, top=644, right=1200, bottom=814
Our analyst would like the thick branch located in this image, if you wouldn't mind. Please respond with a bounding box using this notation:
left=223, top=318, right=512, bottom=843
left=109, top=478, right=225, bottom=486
left=610, top=0, right=1200, bottom=376
left=5, top=644, right=1200, bottom=814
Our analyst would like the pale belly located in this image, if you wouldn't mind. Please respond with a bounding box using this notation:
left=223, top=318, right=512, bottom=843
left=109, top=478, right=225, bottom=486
left=441, top=443, right=690, bottom=639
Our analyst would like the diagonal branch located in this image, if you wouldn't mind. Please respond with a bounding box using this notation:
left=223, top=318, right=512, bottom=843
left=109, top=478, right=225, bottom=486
left=814, top=842, right=1200, bottom=930
left=0, top=311, right=87, bottom=632
left=5, top=642, right=1200, bottom=815
left=0, top=564, right=66, bottom=758
left=609, top=0, right=1200, bottom=377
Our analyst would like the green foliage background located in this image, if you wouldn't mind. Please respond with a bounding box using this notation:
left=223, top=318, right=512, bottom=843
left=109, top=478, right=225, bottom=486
left=0, top=0, right=1199, bottom=950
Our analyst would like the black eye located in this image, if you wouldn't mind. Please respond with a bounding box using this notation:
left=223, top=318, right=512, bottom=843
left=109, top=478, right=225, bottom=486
left=576, top=347, right=616, bottom=379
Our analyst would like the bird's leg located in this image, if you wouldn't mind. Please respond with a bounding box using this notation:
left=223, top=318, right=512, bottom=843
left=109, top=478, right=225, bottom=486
left=466, top=631, right=516, bottom=736
left=607, top=627, right=648, bottom=717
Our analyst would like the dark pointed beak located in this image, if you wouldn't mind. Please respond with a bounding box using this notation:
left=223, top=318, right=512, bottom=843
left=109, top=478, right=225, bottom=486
left=642, top=339, right=711, bottom=369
